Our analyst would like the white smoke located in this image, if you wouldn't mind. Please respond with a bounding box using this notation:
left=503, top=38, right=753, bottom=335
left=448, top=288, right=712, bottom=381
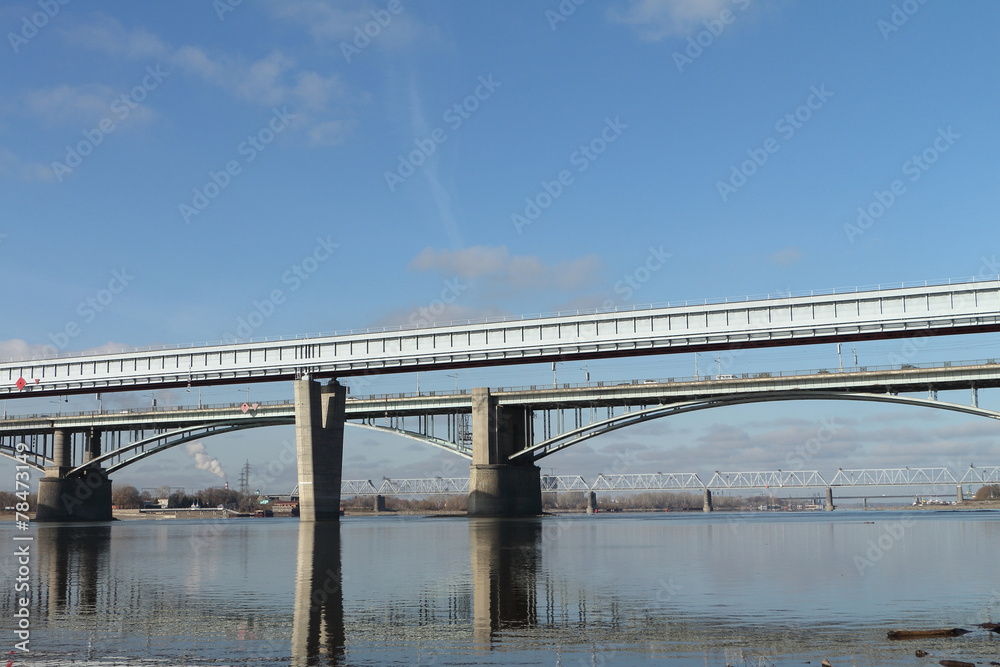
left=185, top=441, right=226, bottom=479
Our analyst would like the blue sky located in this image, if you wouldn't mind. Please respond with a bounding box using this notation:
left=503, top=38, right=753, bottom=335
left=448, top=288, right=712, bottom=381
left=2, top=1, right=999, bottom=497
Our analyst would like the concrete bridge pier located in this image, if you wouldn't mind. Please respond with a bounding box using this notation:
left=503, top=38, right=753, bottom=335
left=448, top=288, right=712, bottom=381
left=36, top=429, right=113, bottom=522
left=84, top=428, right=101, bottom=463
left=374, top=495, right=386, bottom=512
left=825, top=486, right=835, bottom=511
left=586, top=491, right=597, bottom=514
left=703, top=488, right=713, bottom=512
left=294, top=378, right=347, bottom=522
left=956, top=485, right=964, bottom=504
left=468, top=388, right=542, bottom=517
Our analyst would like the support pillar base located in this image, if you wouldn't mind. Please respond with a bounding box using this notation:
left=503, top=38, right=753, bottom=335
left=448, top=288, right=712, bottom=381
left=35, top=468, right=112, bottom=522
left=468, top=464, right=542, bottom=517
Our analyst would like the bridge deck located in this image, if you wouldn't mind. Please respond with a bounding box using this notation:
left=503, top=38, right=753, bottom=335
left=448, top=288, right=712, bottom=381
left=3, top=359, right=998, bottom=434
left=4, top=278, right=1000, bottom=398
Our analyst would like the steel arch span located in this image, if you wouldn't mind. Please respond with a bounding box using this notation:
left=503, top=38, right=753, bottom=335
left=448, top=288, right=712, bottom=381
left=349, top=423, right=471, bottom=459
left=510, top=390, right=1000, bottom=462
left=1, top=443, right=46, bottom=473
left=40, top=418, right=471, bottom=476
left=76, top=418, right=294, bottom=474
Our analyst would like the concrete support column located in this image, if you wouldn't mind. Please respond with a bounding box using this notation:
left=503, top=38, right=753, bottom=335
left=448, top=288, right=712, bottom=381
left=294, top=379, right=346, bottom=522
left=374, top=495, right=386, bottom=512
left=468, top=388, right=542, bottom=517
left=956, top=485, right=964, bottom=504
left=825, top=486, right=835, bottom=511
left=703, top=488, right=713, bottom=512
left=586, top=491, right=597, bottom=514
left=84, top=429, right=102, bottom=464
left=50, top=429, right=70, bottom=476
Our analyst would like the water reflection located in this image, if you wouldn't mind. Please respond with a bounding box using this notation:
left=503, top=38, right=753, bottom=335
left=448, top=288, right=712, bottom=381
left=36, top=523, right=111, bottom=618
left=469, top=518, right=541, bottom=647
left=292, top=521, right=345, bottom=666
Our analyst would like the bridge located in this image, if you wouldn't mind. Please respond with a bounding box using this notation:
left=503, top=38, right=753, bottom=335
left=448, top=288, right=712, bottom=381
left=328, top=466, right=1000, bottom=512
left=4, top=278, right=1000, bottom=521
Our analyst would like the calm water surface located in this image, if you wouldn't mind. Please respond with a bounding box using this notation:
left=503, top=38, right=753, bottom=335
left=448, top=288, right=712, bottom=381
left=2, top=510, right=999, bottom=665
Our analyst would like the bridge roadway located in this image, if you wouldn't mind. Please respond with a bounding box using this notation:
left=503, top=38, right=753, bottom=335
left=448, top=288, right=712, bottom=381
left=4, top=358, right=1000, bottom=474
left=4, top=278, right=1000, bottom=398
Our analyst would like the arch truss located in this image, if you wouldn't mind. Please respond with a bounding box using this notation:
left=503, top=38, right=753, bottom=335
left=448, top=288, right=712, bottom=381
left=511, top=390, right=1000, bottom=462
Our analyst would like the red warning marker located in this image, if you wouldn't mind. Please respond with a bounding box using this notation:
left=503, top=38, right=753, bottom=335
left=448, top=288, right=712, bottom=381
left=16, top=377, right=26, bottom=390
left=241, top=402, right=250, bottom=413
left=251, top=403, right=259, bottom=411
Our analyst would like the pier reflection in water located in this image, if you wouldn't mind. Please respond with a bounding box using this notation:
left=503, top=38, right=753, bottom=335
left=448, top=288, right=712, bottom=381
left=291, top=522, right=345, bottom=666
left=470, top=518, right=541, bottom=646
left=37, top=524, right=112, bottom=620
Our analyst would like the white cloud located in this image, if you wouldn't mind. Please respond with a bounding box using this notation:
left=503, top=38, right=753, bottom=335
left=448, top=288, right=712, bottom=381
left=57, top=15, right=355, bottom=145
left=0, top=148, right=54, bottom=183
left=769, top=245, right=803, bottom=266
left=409, top=246, right=604, bottom=292
left=21, top=83, right=156, bottom=130
left=0, top=339, right=52, bottom=361
left=609, top=0, right=733, bottom=39
left=266, top=0, right=437, bottom=51
left=61, top=13, right=169, bottom=59
left=375, top=303, right=512, bottom=329
left=0, top=338, right=134, bottom=361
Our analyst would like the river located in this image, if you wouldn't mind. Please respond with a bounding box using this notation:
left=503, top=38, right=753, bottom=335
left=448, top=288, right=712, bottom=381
left=2, top=510, right=998, bottom=665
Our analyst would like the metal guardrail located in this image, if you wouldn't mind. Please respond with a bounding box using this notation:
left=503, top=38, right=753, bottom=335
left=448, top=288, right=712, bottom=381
left=6, top=275, right=996, bottom=363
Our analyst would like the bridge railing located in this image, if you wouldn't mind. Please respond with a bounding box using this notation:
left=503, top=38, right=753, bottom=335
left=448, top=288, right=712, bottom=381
left=5, top=275, right=997, bottom=363
left=352, top=358, right=1000, bottom=402
left=4, top=356, right=1000, bottom=419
